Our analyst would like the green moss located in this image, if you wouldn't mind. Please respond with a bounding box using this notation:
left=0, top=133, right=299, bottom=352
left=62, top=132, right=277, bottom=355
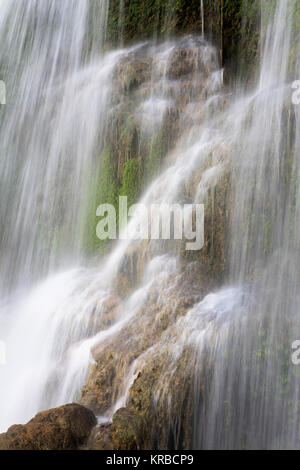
left=106, top=0, right=178, bottom=45
left=106, top=0, right=261, bottom=82
left=143, top=131, right=166, bottom=185
left=83, top=151, right=143, bottom=254
left=110, top=408, right=143, bottom=450
left=120, top=158, right=142, bottom=208
left=289, top=0, right=300, bottom=75
left=99, top=147, right=119, bottom=208
left=83, top=147, right=119, bottom=254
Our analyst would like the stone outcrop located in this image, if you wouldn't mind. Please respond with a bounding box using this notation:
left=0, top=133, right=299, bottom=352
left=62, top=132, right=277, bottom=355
left=80, top=261, right=215, bottom=449
left=89, top=408, right=144, bottom=451
left=80, top=37, right=232, bottom=450
left=0, top=404, right=97, bottom=450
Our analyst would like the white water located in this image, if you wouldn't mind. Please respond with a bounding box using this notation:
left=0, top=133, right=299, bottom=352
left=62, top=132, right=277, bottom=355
left=0, top=0, right=223, bottom=432
left=0, top=0, right=113, bottom=294
left=0, top=0, right=299, bottom=450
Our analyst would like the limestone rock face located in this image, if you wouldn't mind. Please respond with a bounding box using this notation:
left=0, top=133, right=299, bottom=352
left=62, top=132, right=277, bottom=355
left=80, top=36, right=232, bottom=450
left=0, top=404, right=97, bottom=450
left=89, top=408, right=143, bottom=451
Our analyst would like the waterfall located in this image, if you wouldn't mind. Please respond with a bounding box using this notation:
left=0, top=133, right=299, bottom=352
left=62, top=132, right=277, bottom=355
left=0, top=0, right=222, bottom=431
left=0, top=0, right=120, bottom=429
left=0, top=0, right=299, bottom=451
left=188, top=0, right=300, bottom=449
left=0, top=0, right=110, bottom=295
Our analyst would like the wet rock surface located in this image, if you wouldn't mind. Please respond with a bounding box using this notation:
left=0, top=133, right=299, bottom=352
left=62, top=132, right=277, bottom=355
left=80, top=261, right=216, bottom=449
left=0, top=404, right=97, bottom=450
left=89, top=408, right=143, bottom=451
left=0, top=38, right=231, bottom=452
left=80, top=37, right=231, bottom=450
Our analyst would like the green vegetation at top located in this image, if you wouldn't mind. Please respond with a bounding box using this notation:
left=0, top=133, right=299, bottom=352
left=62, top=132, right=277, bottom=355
left=106, top=0, right=261, bottom=80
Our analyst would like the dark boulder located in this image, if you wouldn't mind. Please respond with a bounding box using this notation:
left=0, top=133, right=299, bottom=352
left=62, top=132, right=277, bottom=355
left=0, top=403, right=97, bottom=450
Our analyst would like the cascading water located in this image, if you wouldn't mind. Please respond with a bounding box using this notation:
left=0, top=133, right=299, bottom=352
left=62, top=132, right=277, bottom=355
left=190, top=0, right=300, bottom=449
left=0, top=0, right=222, bottom=432
left=0, top=0, right=117, bottom=430
left=0, top=0, right=299, bottom=451
left=0, top=0, right=112, bottom=294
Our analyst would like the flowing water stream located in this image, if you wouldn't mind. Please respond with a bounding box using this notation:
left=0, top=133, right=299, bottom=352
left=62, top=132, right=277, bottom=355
left=0, top=0, right=299, bottom=449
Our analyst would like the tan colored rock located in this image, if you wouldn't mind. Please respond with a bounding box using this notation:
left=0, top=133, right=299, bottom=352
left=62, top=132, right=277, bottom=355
left=88, top=423, right=114, bottom=450
left=0, top=404, right=96, bottom=450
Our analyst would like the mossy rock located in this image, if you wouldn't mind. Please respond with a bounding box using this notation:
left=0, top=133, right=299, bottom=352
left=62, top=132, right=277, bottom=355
left=0, top=404, right=96, bottom=451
